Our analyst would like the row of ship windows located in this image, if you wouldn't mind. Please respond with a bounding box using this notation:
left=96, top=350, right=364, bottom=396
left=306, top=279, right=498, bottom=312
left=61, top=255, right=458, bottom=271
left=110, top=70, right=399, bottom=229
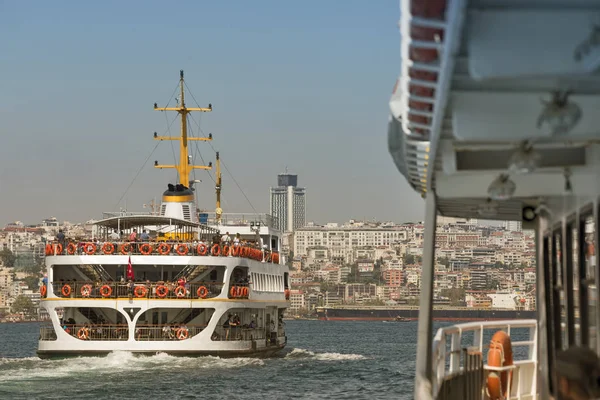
left=251, top=272, right=285, bottom=293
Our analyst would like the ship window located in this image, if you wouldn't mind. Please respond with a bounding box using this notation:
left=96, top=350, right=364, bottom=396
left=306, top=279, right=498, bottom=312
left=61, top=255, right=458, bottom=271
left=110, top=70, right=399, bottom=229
left=160, top=204, right=166, bottom=216
left=581, top=213, right=596, bottom=350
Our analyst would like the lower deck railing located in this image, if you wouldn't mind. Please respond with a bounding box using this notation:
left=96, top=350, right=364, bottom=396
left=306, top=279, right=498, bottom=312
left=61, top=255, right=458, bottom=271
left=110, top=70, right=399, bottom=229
left=432, top=319, right=537, bottom=400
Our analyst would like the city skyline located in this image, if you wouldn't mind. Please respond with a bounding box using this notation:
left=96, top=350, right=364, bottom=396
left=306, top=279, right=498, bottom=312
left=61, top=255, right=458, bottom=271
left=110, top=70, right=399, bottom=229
left=0, top=1, right=424, bottom=227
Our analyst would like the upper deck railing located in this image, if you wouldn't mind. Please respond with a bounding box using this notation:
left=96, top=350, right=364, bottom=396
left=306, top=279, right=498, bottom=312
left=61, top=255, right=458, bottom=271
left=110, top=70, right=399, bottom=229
left=44, top=241, right=281, bottom=264
left=431, top=319, right=537, bottom=400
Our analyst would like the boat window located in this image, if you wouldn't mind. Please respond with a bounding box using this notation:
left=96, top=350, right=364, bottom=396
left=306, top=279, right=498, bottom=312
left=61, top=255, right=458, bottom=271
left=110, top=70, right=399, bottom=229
left=554, top=230, right=566, bottom=349
left=134, top=307, right=215, bottom=341
left=583, top=214, right=597, bottom=349
left=571, top=223, right=581, bottom=345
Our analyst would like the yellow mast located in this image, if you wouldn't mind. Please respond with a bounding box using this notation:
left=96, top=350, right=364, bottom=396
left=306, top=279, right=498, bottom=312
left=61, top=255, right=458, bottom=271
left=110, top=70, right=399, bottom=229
left=153, top=70, right=213, bottom=186
left=215, top=152, right=223, bottom=223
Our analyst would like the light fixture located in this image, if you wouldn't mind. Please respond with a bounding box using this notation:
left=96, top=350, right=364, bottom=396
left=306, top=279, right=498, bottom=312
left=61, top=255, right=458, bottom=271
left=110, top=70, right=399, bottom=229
left=476, top=199, right=499, bottom=217
left=488, top=174, right=516, bottom=200
left=508, top=142, right=540, bottom=174
left=522, top=206, right=536, bottom=222
left=537, top=91, right=581, bottom=136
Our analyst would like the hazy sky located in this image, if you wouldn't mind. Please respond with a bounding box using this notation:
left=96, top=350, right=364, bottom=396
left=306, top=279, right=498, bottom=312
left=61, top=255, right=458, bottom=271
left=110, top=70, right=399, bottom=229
left=0, top=0, right=424, bottom=227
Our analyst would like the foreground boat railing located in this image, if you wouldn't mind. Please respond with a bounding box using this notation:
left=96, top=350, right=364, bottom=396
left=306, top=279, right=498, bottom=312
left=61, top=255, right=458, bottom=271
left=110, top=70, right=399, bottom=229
left=431, top=319, right=537, bottom=400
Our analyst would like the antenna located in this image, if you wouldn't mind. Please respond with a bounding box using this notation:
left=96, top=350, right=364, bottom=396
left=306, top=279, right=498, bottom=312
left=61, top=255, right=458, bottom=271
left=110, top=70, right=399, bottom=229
left=153, top=70, right=213, bottom=186
left=215, top=152, right=223, bottom=224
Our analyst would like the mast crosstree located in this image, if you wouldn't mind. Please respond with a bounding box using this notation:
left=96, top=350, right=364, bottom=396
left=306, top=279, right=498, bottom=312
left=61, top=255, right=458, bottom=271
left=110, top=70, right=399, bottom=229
left=153, top=70, right=213, bottom=187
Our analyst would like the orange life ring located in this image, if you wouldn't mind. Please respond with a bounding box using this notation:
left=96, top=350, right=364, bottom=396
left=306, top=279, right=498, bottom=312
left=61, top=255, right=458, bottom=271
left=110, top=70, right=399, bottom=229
left=197, top=243, right=208, bottom=255
left=211, top=244, right=221, bottom=256
left=242, top=287, right=249, bottom=297
left=83, top=242, right=97, bottom=255
left=140, top=243, right=153, bottom=255
left=120, top=243, right=132, bottom=254
left=67, top=243, right=77, bottom=255
left=157, top=243, right=171, bottom=255
left=231, top=246, right=240, bottom=256
left=77, top=327, right=89, bottom=340
left=61, top=284, right=72, bottom=297
left=176, top=327, right=189, bottom=340
left=45, top=244, right=53, bottom=256
left=52, top=243, right=63, bottom=255
left=40, top=285, right=47, bottom=297
left=273, top=253, right=279, bottom=264
left=80, top=284, right=93, bottom=298
left=174, top=286, right=187, bottom=298
left=156, top=285, right=168, bottom=298
left=175, top=244, right=189, bottom=256
left=486, top=330, right=514, bottom=400
left=284, top=289, right=290, bottom=300
left=99, top=285, right=112, bottom=298
left=222, top=245, right=230, bottom=256
left=230, top=286, right=238, bottom=298
left=134, top=285, right=148, bottom=298
left=197, top=286, right=209, bottom=299
left=102, top=242, right=115, bottom=255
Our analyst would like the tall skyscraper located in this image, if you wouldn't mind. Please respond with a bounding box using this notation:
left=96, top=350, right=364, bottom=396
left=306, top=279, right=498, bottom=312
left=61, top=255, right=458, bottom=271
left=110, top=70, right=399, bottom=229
left=270, top=173, right=306, bottom=232
left=504, top=220, right=522, bottom=232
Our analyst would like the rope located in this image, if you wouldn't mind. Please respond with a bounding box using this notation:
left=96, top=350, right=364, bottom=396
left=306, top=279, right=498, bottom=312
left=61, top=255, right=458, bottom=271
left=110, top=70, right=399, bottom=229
left=113, top=113, right=179, bottom=210
left=113, top=141, right=160, bottom=211
left=184, top=84, right=256, bottom=213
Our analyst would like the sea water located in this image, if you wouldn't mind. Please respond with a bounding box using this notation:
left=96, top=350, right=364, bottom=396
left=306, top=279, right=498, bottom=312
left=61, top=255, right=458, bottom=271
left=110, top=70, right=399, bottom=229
left=0, top=320, right=447, bottom=399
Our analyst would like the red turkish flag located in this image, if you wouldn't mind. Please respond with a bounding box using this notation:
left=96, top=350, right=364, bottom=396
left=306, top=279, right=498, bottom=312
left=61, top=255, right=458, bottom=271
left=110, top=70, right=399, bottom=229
left=126, top=256, right=134, bottom=280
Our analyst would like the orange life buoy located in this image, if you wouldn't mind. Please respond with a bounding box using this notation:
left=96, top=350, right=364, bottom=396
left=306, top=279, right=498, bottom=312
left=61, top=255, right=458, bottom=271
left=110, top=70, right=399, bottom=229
left=273, top=253, right=279, bottom=264
left=242, top=287, right=249, bottom=297
left=230, top=286, right=238, bottom=298
left=83, top=242, right=97, bottom=255
left=134, top=285, right=148, bottom=298
left=52, top=243, right=63, bottom=255
left=120, top=243, right=132, bottom=255
left=284, top=289, right=290, bottom=300
left=77, top=327, right=89, bottom=340
left=157, top=243, right=171, bottom=255
left=197, top=243, right=208, bottom=256
left=486, top=330, right=514, bottom=400
left=61, top=284, right=72, bottom=297
left=80, top=284, right=92, bottom=298
left=140, top=243, right=153, bottom=255
left=175, top=244, right=189, bottom=256
left=156, top=285, right=168, bottom=298
left=176, top=327, right=189, bottom=340
left=102, top=242, right=115, bottom=255
left=40, top=285, right=47, bottom=297
left=231, top=246, right=240, bottom=256
left=45, top=244, right=53, bottom=256
left=174, top=286, right=187, bottom=298
left=67, top=243, right=77, bottom=255
left=211, top=244, right=221, bottom=256
left=222, top=245, right=230, bottom=257
left=197, top=286, right=209, bottom=299
left=99, top=285, right=112, bottom=298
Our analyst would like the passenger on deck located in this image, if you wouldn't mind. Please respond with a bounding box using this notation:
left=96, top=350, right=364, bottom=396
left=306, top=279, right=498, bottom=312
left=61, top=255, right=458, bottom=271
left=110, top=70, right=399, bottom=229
left=555, top=346, right=600, bottom=400
left=233, top=233, right=241, bottom=247
left=109, top=229, right=120, bottom=241
left=140, top=230, right=150, bottom=241
left=57, top=229, right=66, bottom=250
left=129, top=229, right=138, bottom=242
left=221, top=232, right=231, bottom=245
left=249, top=320, right=256, bottom=329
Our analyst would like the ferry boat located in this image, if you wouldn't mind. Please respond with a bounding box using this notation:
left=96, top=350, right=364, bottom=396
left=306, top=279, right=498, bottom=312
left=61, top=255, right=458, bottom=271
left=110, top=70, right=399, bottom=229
left=38, top=71, right=291, bottom=358
left=388, top=0, right=600, bottom=399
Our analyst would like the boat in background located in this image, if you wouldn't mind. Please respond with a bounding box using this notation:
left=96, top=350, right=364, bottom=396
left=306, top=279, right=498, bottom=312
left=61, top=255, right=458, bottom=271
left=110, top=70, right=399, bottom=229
left=388, top=0, right=600, bottom=398
left=38, top=71, right=291, bottom=358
